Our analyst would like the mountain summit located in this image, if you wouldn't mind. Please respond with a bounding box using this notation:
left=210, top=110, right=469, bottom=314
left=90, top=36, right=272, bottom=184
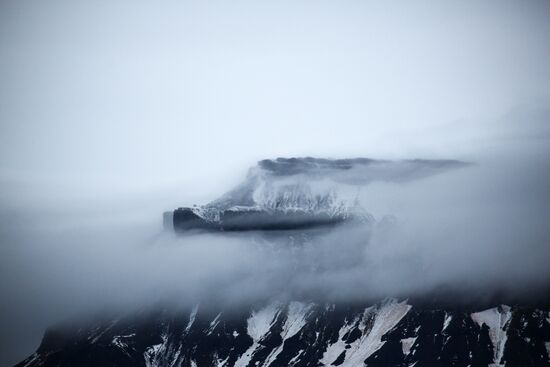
left=165, top=157, right=468, bottom=232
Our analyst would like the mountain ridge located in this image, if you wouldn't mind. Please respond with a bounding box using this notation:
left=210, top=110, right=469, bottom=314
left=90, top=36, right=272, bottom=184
left=16, top=298, right=550, bottom=367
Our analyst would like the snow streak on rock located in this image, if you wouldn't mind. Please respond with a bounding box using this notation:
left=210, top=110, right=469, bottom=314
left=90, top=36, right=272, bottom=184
left=263, top=302, right=314, bottom=366
left=322, top=299, right=411, bottom=367
left=17, top=300, right=550, bottom=367
left=401, top=337, right=417, bottom=356
left=234, top=302, right=282, bottom=367
left=471, top=305, right=511, bottom=366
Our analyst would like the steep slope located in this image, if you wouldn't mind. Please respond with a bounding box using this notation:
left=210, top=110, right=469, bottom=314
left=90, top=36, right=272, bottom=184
left=17, top=299, right=550, bottom=367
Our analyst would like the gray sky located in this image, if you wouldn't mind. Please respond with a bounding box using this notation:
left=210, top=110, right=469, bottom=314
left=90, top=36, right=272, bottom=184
left=1, top=1, right=550, bottom=366
left=1, top=0, right=550, bottom=200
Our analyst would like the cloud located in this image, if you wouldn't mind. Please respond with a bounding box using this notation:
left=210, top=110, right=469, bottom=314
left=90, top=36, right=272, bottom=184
left=1, top=150, right=550, bottom=367
left=206, top=157, right=470, bottom=211
left=257, top=157, right=469, bottom=185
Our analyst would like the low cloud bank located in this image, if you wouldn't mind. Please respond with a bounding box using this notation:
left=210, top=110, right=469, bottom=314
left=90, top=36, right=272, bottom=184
left=1, top=146, right=549, bottom=365
left=2, top=152, right=549, bottom=308
left=209, top=157, right=469, bottom=210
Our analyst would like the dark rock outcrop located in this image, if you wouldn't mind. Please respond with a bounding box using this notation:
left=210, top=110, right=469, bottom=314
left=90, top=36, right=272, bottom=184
left=16, top=299, right=550, bottom=367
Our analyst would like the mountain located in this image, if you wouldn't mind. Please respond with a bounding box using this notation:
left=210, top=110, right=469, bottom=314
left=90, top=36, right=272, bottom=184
left=18, top=157, right=549, bottom=367
left=166, top=157, right=468, bottom=233
left=16, top=299, right=550, bottom=367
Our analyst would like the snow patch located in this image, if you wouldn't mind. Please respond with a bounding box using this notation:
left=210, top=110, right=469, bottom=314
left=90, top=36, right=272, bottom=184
left=289, top=349, right=304, bottom=365
left=320, top=314, right=360, bottom=366
left=322, top=299, right=411, bottom=367
left=471, top=305, right=511, bottom=366
left=283, top=302, right=314, bottom=339
left=112, top=333, right=136, bottom=357
left=185, top=304, right=199, bottom=334
left=144, top=343, right=163, bottom=367
left=234, top=302, right=282, bottom=367
left=217, top=356, right=229, bottom=367
left=143, top=328, right=170, bottom=367
left=401, top=337, right=417, bottom=356
left=264, top=302, right=314, bottom=366
left=207, top=313, right=222, bottom=335
left=443, top=313, right=452, bottom=331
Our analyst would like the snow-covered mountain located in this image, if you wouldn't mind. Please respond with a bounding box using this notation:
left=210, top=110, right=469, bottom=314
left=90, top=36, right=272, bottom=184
left=203, top=157, right=469, bottom=215
left=17, top=299, right=550, bottom=367
left=18, top=157, right=550, bottom=367
left=170, top=157, right=467, bottom=231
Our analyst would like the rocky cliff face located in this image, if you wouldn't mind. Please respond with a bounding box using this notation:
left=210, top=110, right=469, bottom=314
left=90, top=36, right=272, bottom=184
left=17, top=299, right=550, bottom=367
left=168, top=157, right=465, bottom=233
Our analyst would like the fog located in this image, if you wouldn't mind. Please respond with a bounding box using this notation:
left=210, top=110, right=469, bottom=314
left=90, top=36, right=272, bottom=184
left=1, top=0, right=550, bottom=365
left=2, top=133, right=550, bottom=365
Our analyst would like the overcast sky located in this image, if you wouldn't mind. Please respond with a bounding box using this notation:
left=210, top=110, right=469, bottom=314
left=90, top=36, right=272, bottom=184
left=1, top=0, right=550, bottom=202
left=1, top=2, right=550, bottom=366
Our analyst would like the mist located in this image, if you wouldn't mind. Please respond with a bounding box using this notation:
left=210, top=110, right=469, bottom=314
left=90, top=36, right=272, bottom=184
left=2, top=130, right=550, bottom=365
left=2, top=0, right=550, bottom=365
